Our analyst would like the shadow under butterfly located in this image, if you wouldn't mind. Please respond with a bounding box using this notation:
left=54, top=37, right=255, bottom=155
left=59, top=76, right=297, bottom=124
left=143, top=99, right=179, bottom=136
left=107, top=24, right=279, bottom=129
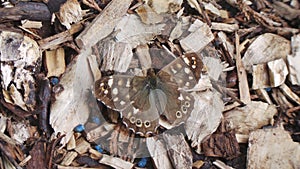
left=95, top=53, right=204, bottom=136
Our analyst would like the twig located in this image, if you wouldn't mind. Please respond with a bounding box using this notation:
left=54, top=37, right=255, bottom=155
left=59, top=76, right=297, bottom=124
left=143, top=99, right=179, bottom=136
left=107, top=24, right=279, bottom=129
left=235, top=31, right=251, bottom=104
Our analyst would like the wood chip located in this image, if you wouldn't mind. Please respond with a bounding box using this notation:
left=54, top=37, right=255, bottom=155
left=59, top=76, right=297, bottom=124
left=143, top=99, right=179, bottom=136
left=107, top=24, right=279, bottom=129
left=135, top=4, right=163, bottom=24
left=10, top=121, right=30, bottom=144
left=67, top=134, right=76, bottom=150
left=163, top=133, right=192, bottom=169
left=235, top=31, right=251, bottom=104
left=252, top=58, right=288, bottom=89
left=75, top=0, right=132, bottom=48
left=57, top=0, right=84, bottom=29
left=38, top=23, right=83, bottom=50
left=224, top=101, right=277, bottom=138
left=61, top=151, right=78, bottom=166
left=135, top=44, right=152, bottom=70
left=21, top=20, right=42, bottom=29
left=115, top=14, right=165, bottom=49
left=211, top=22, right=239, bottom=32
left=86, top=122, right=115, bottom=142
left=45, top=48, right=66, bottom=77
left=272, top=1, right=300, bottom=20
left=287, top=34, right=300, bottom=85
left=87, top=54, right=101, bottom=81
left=192, top=160, right=204, bottom=169
left=185, top=87, right=223, bottom=153
left=94, top=38, right=133, bottom=72
left=74, top=138, right=91, bottom=154
left=146, top=0, right=183, bottom=14
left=213, top=160, right=234, bottom=169
left=247, top=126, right=300, bottom=169
left=146, top=136, right=173, bottom=169
left=242, top=33, right=290, bottom=72
left=50, top=48, right=94, bottom=145
left=99, top=154, right=134, bottom=169
left=180, top=20, right=214, bottom=52
left=268, top=58, right=288, bottom=87
left=279, top=84, right=300, bottom=105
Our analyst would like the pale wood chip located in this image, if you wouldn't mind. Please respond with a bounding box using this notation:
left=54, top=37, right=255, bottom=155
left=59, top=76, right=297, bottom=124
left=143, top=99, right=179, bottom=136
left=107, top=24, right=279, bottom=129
left=146, top=136, right=173, bottom=169
left=242, top=33, right=290, bottom=72
left=99, top=154, right=134, bottom=169
left=75, top=0, right=132, bottom=48
left=247, top=126, right=300, bottom=169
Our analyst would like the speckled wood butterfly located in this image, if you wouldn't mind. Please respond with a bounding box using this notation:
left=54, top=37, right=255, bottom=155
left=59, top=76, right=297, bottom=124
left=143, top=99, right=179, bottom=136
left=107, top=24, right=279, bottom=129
left=95, top=53, right=203, bottom=136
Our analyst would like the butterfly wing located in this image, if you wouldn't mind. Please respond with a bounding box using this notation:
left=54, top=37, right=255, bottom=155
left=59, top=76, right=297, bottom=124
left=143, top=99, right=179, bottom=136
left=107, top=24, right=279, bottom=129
left=95, top=75, right=133, bottom=111
left=159, top=53, right=203, bottom=89
left=157, top=53, right=202, bottom=125
left=95, top=75, right=161, bottom=135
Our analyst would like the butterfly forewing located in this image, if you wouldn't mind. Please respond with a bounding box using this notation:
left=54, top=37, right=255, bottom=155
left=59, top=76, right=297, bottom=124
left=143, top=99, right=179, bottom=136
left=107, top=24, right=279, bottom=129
left=158, top=53, right=203, bottom=89
left=95, top=75, right=133, bottom=111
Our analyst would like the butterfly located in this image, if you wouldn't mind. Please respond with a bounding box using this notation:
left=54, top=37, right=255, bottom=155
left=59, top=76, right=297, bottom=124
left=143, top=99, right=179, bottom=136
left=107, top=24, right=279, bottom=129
left=95, top=53, right=203, bottom=136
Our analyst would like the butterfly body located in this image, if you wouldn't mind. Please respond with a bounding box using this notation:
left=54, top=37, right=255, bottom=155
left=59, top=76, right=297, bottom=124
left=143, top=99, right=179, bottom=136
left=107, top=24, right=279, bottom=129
left=95, top=53, right=203, bottom=136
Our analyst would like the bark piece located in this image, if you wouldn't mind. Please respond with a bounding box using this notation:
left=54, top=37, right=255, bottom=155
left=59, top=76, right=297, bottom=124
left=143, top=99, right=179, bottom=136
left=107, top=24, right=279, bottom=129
left=27, top=141, right=47, bottom=169
left=75, top=0, right=132, bottom=48
left=242, top=33, right=290, bottom=72
left=0, top=2, right=51, bottom=21
left=45, top=48, right=66, bottom=77
left=202, top=132, right=240, bottom=159
left=272, top=1, right=300, bottom=21
left=36, top=74, right=51, bottom=136
left=0, top=31, right=41, bottom=111
left=38, top=23, right=83, bottom=50
left=247, top=126, right=300, bottom=169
